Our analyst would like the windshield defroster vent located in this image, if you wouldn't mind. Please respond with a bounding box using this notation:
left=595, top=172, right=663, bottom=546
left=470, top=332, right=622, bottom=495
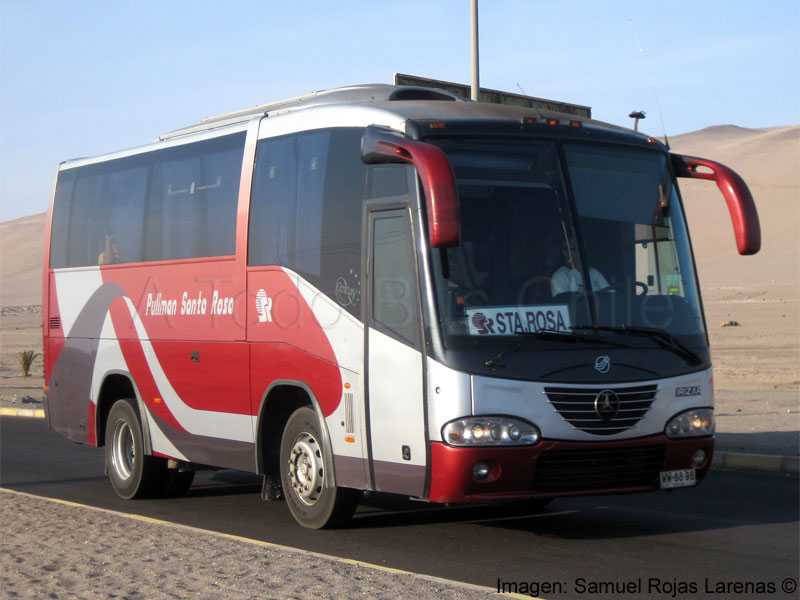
left=544, top=384, right=658, bottom=436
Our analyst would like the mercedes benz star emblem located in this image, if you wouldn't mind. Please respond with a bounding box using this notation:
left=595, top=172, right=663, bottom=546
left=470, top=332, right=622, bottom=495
left=594, top=390, right=620, bottom=421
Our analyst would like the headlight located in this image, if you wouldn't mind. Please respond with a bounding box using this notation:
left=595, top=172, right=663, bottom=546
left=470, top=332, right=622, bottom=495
left=442, top=416, right=540, bottom=446
left=665, top=408, right=714, bottom=438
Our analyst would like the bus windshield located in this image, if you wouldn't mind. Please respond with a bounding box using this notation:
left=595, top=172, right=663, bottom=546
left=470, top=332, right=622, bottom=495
left=430, top=138, right=706, bottom=373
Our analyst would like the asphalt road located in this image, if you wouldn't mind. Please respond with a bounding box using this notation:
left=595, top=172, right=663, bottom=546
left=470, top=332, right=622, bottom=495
left=2, top=416, right=798, bottom=599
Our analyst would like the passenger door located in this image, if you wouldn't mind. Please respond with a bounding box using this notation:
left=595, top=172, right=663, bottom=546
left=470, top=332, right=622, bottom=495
left=365, top=206, right=427, bottom=497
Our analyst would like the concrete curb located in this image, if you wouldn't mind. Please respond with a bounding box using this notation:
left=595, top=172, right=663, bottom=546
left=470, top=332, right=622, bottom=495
left=0, top=407, right=45, bottom=419
left=713, top=450, right=799, bottom=477
left=1, top=409, right=796, bottom=477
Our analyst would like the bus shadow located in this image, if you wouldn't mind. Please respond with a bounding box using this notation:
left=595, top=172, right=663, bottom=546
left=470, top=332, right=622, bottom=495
left=185, top=470, right=262, bottom=498
left=347, top=471, right=798, bottom=538
left=349, top=495, right=558, bottom=530
left=175, top=468, right=798, bottom=540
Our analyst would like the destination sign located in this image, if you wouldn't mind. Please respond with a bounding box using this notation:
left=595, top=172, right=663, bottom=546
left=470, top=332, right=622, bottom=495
left=465, top=305, right=571, bottom=336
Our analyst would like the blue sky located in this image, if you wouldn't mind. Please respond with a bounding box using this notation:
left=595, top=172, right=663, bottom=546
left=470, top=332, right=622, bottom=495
left=1, top=0, right=798, bottom=221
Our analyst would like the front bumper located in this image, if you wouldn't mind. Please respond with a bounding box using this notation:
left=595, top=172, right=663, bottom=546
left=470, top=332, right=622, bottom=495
left=428, top=435, right=713, bottom=503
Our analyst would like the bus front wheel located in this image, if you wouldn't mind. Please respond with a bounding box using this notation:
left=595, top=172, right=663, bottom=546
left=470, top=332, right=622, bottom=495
left=105, top=399, right=166, bottom=499
left=279, top=407, right=357, bottom=529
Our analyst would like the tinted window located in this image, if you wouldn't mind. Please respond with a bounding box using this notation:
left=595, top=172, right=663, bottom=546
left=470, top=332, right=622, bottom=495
left=249, top=128, right=372, bottom=317
left=372, top=214, right=420, bottom=346
left=51, top=165, right=148, bottom=267
left=366, top=165, right=408, bottom=199
left=50, top=132, right=245, bottom=268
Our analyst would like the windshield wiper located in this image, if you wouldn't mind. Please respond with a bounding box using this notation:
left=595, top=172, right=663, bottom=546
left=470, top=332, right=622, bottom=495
left=485, top=330, right=621, bottom=370
left=570, top=325, right=704, bottom=366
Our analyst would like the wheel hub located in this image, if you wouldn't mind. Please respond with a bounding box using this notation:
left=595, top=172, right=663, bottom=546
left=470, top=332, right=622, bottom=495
left=111, top=421, right=135, bottom=481
left=287, top=433, right=323, bottom=506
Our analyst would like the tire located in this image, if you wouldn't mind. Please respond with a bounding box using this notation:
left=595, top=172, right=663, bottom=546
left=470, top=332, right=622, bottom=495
left=104, top=399, right=167, bottom=499
left=280, top=407, right=357, bottom=529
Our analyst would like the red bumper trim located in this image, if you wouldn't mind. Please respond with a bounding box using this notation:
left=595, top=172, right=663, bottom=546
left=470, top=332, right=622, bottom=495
left=428, top=436, right=713, bottom=503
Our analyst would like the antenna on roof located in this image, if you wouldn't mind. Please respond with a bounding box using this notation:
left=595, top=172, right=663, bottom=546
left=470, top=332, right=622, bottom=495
left=629, top=19, right=670, bottom=149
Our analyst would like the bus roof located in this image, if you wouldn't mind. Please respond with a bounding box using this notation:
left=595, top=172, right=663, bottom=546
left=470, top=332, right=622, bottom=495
left=62, top=84, right=657, bottom=169
left=157, top=84, right=643, bottom=143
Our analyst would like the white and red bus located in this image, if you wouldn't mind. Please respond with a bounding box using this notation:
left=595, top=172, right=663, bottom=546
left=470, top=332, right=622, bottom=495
left=43, top=84, right=760, bottom=528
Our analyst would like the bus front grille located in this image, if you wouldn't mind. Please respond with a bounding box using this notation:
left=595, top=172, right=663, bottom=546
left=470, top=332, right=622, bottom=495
left=532, top=445, right=665, bottom=492
left=544, top=384, right=658, bottom=436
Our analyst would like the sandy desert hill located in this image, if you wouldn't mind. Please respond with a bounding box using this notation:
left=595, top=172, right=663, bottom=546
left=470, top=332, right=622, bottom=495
left=0, top=124, right=797, bottom=308
left=0, top=212, right=45, bottom=306
left=670, top=124, right=799, bottom=298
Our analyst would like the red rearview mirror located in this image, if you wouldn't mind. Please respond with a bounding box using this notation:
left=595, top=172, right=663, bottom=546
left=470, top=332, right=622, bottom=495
left=362, top=127, right=460, bottom=248
left=672, top=154, right=761, bottom=255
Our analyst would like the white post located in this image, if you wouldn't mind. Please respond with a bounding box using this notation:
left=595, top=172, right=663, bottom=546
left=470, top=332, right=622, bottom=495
left=471, top=0, right=480, bottom=101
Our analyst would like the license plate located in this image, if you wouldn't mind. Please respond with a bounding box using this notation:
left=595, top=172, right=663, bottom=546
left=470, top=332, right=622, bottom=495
left=660, top=469, right=696, bottom=489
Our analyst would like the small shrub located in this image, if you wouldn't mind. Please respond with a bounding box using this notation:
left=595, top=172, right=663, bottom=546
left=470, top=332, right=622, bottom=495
left=17, top=350, right=40, bottom=377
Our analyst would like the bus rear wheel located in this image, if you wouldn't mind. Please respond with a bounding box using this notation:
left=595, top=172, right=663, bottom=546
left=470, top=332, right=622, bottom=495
left=279, top=407, right=357, bottom=529
left=105, top=399, right=167, bottom=499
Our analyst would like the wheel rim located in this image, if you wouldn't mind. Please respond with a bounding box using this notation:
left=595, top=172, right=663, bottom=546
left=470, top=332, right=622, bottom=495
left=111, top=420, right=135, bottom=481
left=287, top=432, right=323, bottom=506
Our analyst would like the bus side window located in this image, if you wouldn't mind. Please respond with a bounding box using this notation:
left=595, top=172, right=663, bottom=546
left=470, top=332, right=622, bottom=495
left=153, top=137, right=243, bottom=261
left=100, top=168, right=148, bottom=264
left=249, top=128, right=367, bottom=318
left=50, top=133, right=244, bottom=268
left=372, top=215, right=420, bottom=347
left=366, top=165, right=408, bottom=199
